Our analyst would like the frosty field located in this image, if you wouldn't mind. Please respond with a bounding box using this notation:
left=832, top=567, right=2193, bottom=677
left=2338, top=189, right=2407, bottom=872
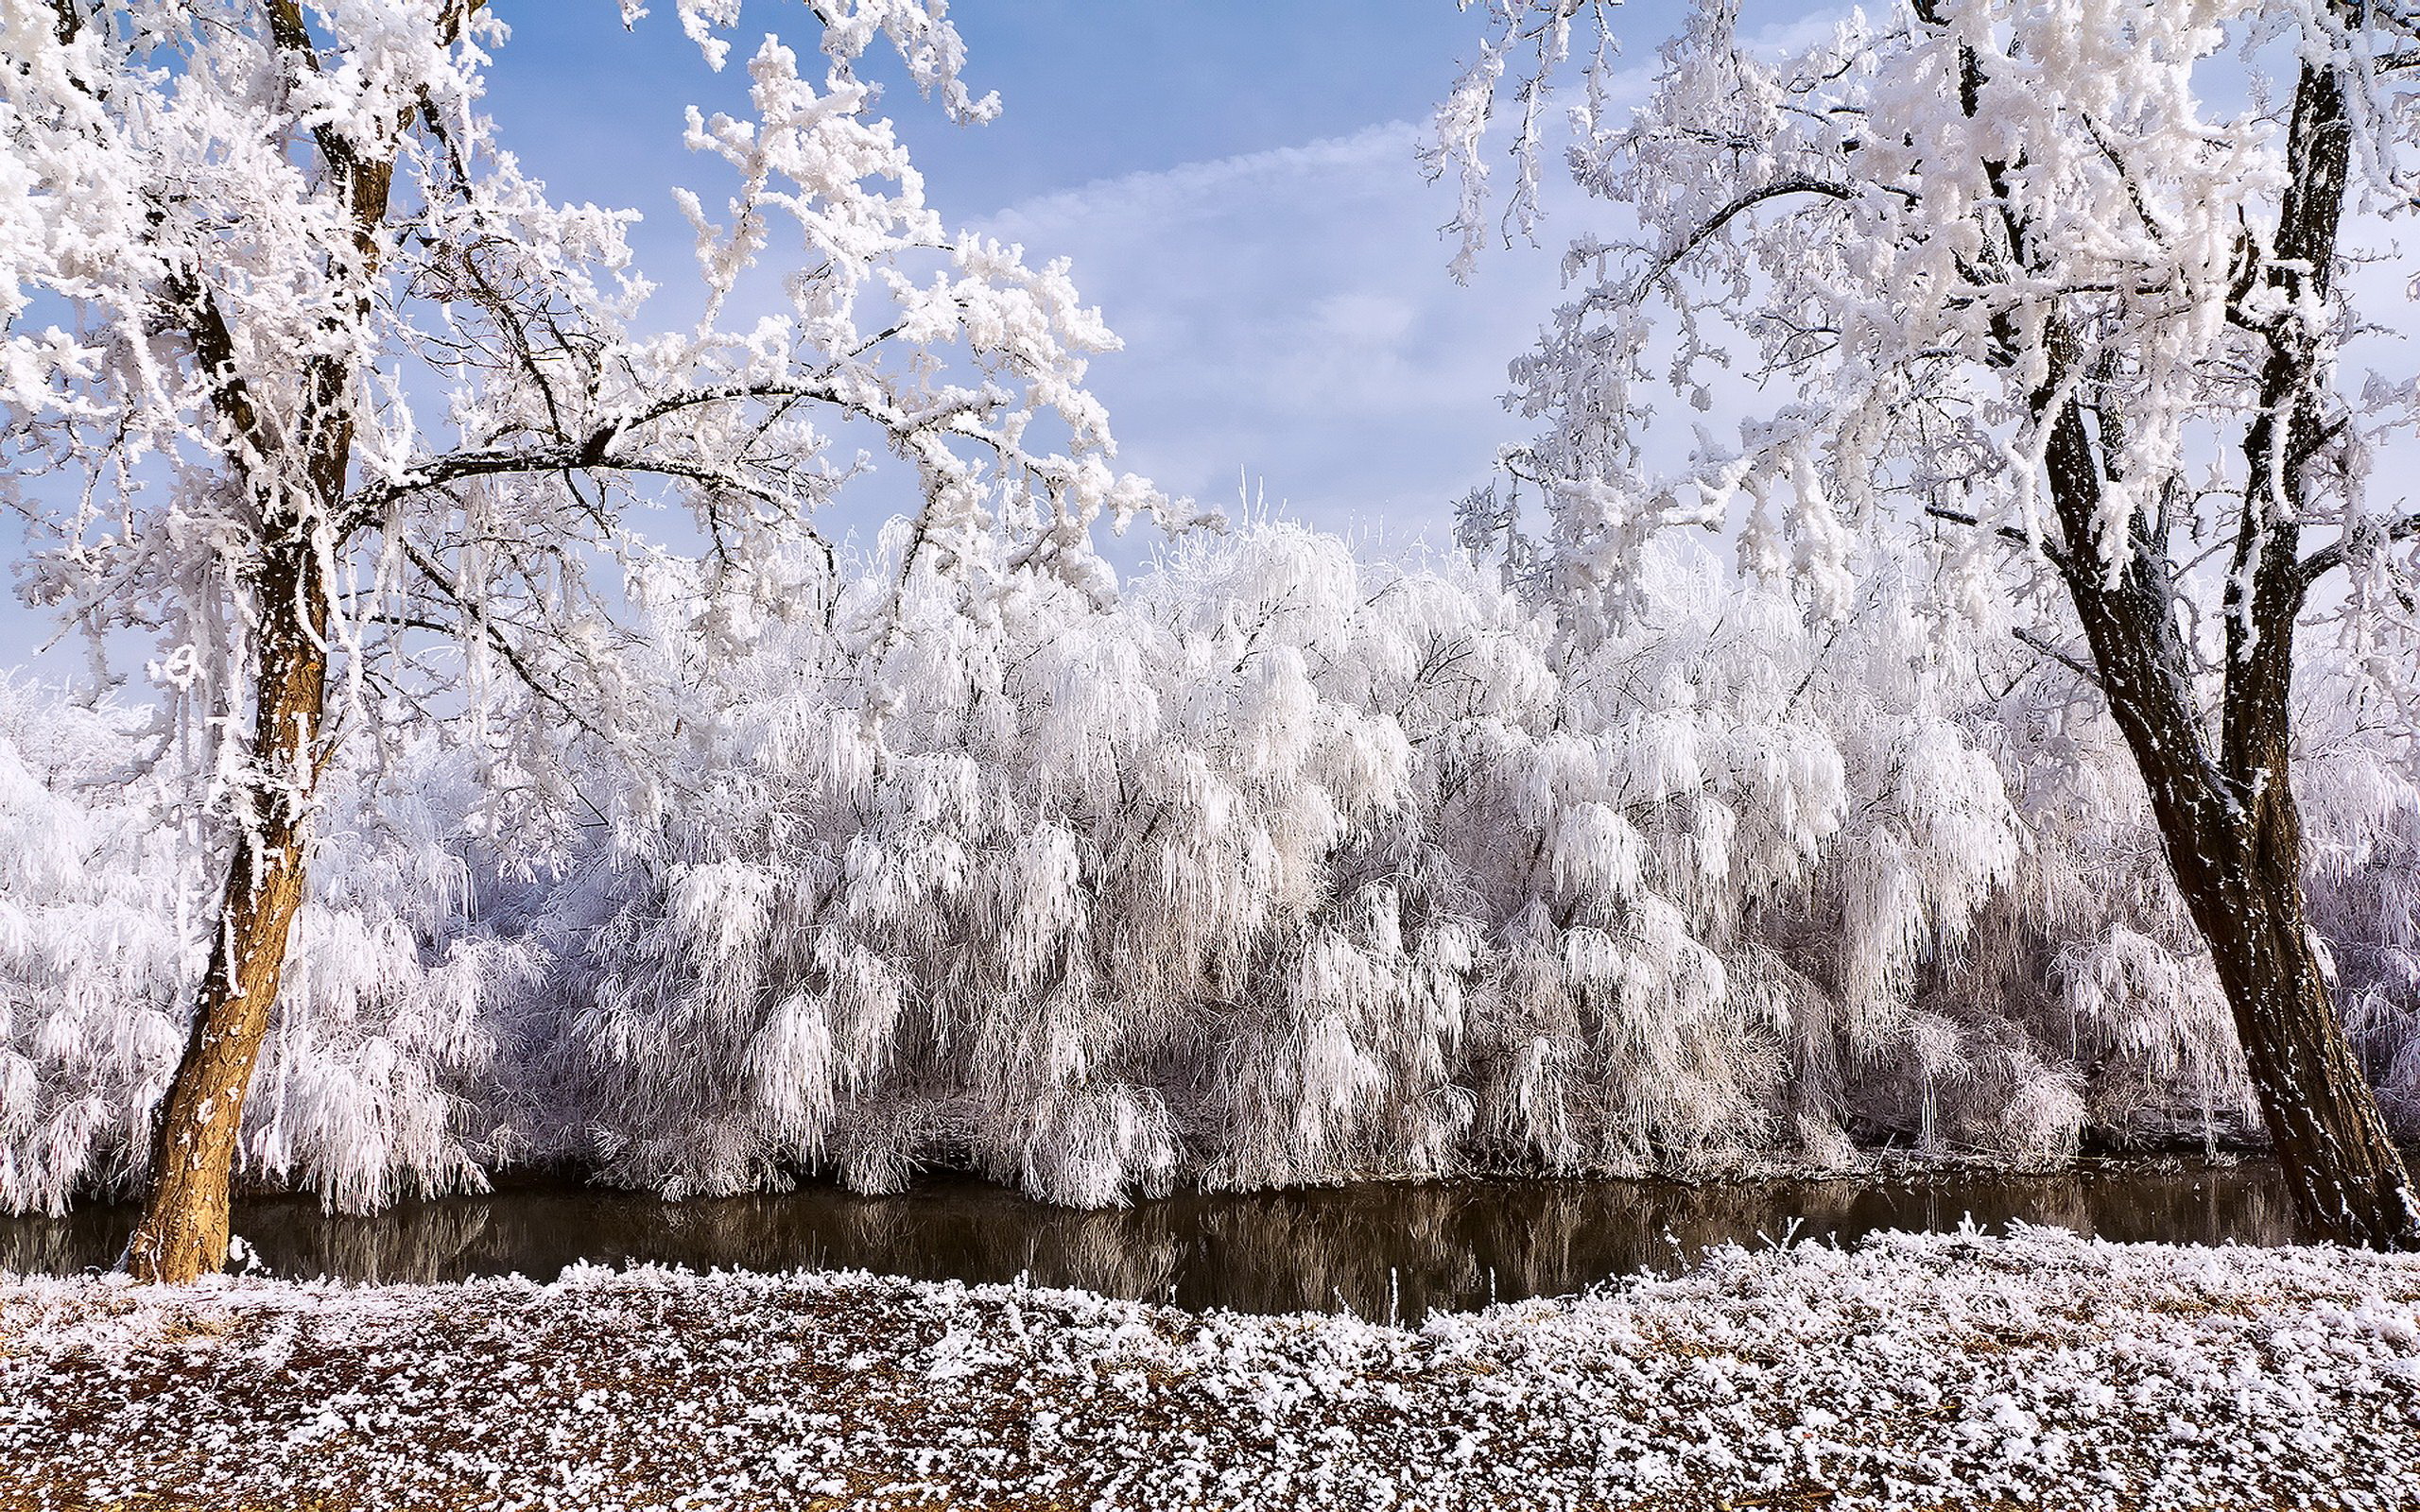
left=1, top=1226, right=2414, bottom=1512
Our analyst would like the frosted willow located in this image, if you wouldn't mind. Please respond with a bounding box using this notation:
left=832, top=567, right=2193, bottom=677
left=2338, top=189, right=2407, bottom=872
left=0, top=0, right=1167, bottom=1281
left=1436, top=0, right=2420, bottom=1246
left=19, top=524, right=2418, bottom=1215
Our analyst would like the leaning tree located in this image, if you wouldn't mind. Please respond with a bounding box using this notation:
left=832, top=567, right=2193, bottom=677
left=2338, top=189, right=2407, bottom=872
left=0, top=0, right=1171, bottom=1282
left=1436, top=0, right=2420, bottom=1245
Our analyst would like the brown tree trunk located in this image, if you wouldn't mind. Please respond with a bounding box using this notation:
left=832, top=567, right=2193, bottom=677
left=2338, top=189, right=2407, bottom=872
left=101, top=0, right=505, bottom=1283
left=113, top=0, right=448, bottom=1282
left=2170, top=795, right=2416, bottom=1248
left=2051, top=547, right=2420, bottom=1246
left=2040, top=407, right=2420, bottom=1251
left=2184, top=38, right=2413, bottom=1248
left=1993, top=14, right=2416, bottom=1251
left=122, top=543, right=330, bottom=1284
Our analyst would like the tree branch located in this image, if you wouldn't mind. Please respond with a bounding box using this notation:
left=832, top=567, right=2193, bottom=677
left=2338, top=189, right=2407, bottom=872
left=391, top=538, right=622, bottom=753
left=2295, top=509, right=2420, bottom=588
left=339, top=381, right=861, bottom=523
left=1634, top=177, right=1853, bottom=296
left=1923, top=503, right=2070, bottom=569
left=2014, top=627, right=2101, bottom=688
left=264, top=0, right=483, bottom=214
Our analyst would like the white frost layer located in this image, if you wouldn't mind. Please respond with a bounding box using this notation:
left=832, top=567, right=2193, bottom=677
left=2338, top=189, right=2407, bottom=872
left=1, top=1227, right=2415, bottom=1510
left=6, top=525, right=2419, bottom=1214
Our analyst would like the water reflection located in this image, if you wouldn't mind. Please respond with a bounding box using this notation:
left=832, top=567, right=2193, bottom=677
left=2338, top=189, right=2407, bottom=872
left=0, top=1160, right=2298, bottom=1320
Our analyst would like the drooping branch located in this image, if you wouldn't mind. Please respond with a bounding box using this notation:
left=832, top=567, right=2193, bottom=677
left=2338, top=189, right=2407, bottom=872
left=1632, top=177, right=1853, bottom=298
left=390, top=537, right=626, bottom=753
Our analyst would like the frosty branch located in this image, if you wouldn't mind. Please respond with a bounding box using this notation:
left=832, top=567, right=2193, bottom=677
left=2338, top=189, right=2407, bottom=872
left=1440, top=0, right=2420, bottom=1246
left=1, top=0, right=1168, bottom=1281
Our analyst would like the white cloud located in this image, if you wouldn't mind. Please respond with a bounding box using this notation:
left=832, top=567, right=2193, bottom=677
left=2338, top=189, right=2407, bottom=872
left=977, top=122, right=1579, bottom=544
left=1314, top=291, right=1420, bottom=347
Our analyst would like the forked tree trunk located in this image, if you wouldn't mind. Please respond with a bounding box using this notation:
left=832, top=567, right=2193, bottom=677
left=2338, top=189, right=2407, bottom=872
left=122, top=544, right=330, bottom=1284
left=2159, top=777, right=2418, bottom=1247
left=2178, top=37, right=2419, bottom=1249
left=2047, top=427, right=2420, bottom=1250
left=2012, top=21, right=2417, bottom=1251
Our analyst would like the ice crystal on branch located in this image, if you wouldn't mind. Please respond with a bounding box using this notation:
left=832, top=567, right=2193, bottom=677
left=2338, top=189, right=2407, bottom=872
left=0, top=0, right=1171, bottom=816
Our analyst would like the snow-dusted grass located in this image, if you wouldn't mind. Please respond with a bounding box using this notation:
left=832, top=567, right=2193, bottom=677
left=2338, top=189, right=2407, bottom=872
left=0, top=1228, right=2412, bottom=1511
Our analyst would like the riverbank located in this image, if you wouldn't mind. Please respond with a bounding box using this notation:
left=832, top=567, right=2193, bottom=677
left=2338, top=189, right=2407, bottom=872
left=0, top=1155, right=2305, bottom=1317
left=1, top=1227, right=2413, bottom=1511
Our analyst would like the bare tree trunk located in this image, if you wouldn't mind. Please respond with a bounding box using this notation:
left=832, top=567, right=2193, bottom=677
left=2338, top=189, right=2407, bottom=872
left=2041, top=417, right=2420, bottom=1249
left=2180, top=799, right=2414, bottom=1247
left=1988, top=14, right=2420, bottom=1251
left=2193, top=42, right=2414, bottom=1248
left=112, top=0, right=450, bottom=1282
left=122, top=544, right=330, bottom=1284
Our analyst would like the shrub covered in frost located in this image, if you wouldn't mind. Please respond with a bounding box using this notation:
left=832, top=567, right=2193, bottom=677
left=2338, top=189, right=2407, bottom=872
left=2, top=526, right=2414, bottom=1212
left=0, top=684, right=536, bottom=1214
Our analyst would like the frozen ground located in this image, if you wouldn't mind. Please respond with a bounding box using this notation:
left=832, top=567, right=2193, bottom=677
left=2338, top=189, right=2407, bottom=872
left=0, top=1226, right=2413, bottom=1511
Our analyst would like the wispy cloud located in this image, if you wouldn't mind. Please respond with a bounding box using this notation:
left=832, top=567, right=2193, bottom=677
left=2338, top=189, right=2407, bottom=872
left=977, top=122, right=1577, bottom=543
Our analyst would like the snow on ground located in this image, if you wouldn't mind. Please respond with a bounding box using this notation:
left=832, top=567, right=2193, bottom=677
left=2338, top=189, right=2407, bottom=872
left=0, top=1226, right=2414, bottom=1510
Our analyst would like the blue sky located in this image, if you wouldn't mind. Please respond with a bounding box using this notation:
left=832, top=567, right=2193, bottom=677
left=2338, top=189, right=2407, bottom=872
left=0, top=0, right=1702, bottom=674
left=477, top=0, right=1620, bottom=550
left=12, top=3, right=2416, bottom=683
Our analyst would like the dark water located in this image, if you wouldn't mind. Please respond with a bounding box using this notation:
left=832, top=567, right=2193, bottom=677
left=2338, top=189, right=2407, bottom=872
left=0, top=1159, right=2297, bottom=1321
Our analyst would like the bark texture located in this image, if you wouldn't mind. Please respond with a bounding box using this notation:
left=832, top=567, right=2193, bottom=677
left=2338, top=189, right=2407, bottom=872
left=2040, top=32, right=2418, bottom=1248
left=116, top=0, right=447, bottom=1282
left=122, top=548, right=330, bottom=1283
left=1895, top=0, right=2420, bottom=1247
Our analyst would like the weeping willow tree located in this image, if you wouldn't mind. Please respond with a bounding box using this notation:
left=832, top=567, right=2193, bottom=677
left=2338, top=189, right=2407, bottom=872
left=21, top=519, right=2419, bottom=1221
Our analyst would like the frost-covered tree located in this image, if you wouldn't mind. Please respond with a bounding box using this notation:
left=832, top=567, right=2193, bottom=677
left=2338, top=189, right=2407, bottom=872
left=7, top=524, right=2416, bottom=1215
left=0, top=0, right=1167, bottom=1281
left=1435, top=0, right=2420, bottom=1244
